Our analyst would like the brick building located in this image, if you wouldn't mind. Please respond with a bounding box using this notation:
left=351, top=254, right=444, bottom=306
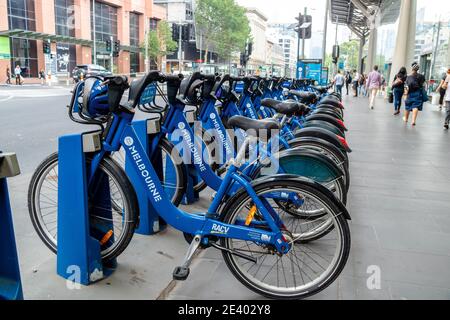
left=0, top=0, right=166, bottom=83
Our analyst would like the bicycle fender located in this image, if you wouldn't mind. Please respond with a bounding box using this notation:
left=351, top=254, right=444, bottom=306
left=218, top=174, right=351, bottom=221
left=293, top=127, right=351, bottom=153
left=276, top=148, right=344, bottom=183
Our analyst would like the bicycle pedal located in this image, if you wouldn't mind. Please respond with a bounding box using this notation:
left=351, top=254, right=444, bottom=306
left=173, top=266, right=190, bottom=281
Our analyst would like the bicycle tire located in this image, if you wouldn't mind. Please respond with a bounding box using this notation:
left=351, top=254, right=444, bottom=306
left=28, top=152, right=138, bottom=262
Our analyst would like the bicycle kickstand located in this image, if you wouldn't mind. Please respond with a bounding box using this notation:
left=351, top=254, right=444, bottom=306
left=172, top=235, right=202, bottom=281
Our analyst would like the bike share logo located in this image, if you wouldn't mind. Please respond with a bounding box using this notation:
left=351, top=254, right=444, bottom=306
left=211, top=223, right=229, bottom=235
left=260, top=234, right=271, bottom=242
left=246, top=102, right=256, bottom=119
left=124, top=136, right=134, bottom=147
left=209, top=113, right=232, bottom=156
left=177, top=122, right=206, bottom=172
left=124, top=136, right=162, bottom=202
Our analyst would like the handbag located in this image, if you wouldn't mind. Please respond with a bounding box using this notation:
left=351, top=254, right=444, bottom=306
left=388, top=92, right=394, bottom=103
left=422, top=88, right=429, bottom=102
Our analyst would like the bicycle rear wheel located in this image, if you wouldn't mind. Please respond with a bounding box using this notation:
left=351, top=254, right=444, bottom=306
left=220, top=179, right=350, bottom=299
left=28, top=153, right=138, bottom=262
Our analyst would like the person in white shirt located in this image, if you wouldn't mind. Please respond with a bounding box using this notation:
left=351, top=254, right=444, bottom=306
left=443, top=68, right=450, bottom=130
left=333, top=70, right=345, bottom=96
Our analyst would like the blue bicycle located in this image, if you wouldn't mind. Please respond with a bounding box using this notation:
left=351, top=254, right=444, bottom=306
left=28, top=72, right=351, bottom=299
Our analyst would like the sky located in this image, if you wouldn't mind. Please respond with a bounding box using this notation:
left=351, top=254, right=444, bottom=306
left=236, top=0, right=450, bottom=53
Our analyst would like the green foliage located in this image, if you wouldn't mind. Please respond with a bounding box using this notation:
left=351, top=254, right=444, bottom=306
left=142, top=21, right=178, bottom=66
left=339, top=39, right=359, bottom=70
left=195, top=0, right=251, bottom=61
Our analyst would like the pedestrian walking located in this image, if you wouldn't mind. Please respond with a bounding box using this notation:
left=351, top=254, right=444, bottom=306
left=442, top=68, right=450, bottom=130
left=391, top=67, right=407, bottom=115
left=436, top=71, right=448, bottom=110
left=404, top=62, right=427, bottom=126
left=366, top=65, right=382, bottom=109
left=345, top=71, right=352, bottom=95
left=5, top=67, right=11, bottom=84
left=333, top=70, right=345, bottom=96
left=352, top=69, right=360, bottom=97
left=38, top=69, right=46, bottom=85
left=359, top=74, right=367, bottom=96
left=14, top=65, right=22, bottom=85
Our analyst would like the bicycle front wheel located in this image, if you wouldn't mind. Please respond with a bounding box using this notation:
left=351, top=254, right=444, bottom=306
left=28, top=153, right=138, bottom=262
left=220, top=179, right=350, bottom=299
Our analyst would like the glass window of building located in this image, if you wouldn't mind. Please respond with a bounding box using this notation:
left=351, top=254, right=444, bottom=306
left=129, top=13, right=140, bottom=73
left=129, top=12, right=140, bottom=47
left=90, top=1, right=118, bottom=42
left=90, top=0, right=118, bottom=70
left=7, top=0, right=38, bottom=77
left=55, top=0, right=75, bottom=37
left=149, top=18, right=159, bottom=31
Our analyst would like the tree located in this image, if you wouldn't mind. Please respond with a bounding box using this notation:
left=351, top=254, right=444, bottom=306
left=195, top=0, right=251, bottom=63
left=339, top=39, right=360, bottom=71
left=141, top=20, right=178, bottom=69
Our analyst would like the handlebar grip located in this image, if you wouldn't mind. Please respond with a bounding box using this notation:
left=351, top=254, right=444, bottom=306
left=161, top=73, right=183, bottom=82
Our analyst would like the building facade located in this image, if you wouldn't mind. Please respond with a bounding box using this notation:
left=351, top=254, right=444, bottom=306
left=269, top=24, right=298, bottom=78
left=0, top=0, right=166, bottom=83
left=245, top=8, right=267, bottom=75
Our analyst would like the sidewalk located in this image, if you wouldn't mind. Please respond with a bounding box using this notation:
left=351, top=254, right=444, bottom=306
left=166, top=94, right=450, bottom=300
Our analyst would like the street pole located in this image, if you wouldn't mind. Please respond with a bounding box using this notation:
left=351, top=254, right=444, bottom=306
left=322, top=0, right=329, bottom=65
left=110, top=35, right=113, bottom=73
left=430, top=19, right=441, bottom=81
left=334, top=15, right=338, bottom=75
left=145, top=17, right=149, bottom=72
left=296, top=12, right=301, bottom=78
left=301, top=7, right=307, bottom=59
left=178, top=23, right=183, bottom=72
left=199, top=31, right=202, bottom=65
left=92, top=0, right=96, bottom=65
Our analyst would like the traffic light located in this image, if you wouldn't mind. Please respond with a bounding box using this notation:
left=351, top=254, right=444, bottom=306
left=106, top=40, right=112, bottom=53
left=43, top=41, right=51, bottom=54
left=182, top=25, right=189, bottom=41
left=332, top=45, right=340, bottom=64
left=113, top=40, right=120, bottom=57
left=172, top=23, right=179, bottom=40
left=295, top=14, right=312, bottom=39
left=303, top=15, right=312, bottom=39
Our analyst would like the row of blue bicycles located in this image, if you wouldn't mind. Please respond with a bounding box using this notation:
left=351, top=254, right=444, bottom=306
left=27, top=71, right=352, bottom=299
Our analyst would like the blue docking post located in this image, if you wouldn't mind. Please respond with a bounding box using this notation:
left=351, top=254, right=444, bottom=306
left=126, top=120, right=167, bottom=235
left=0, top=152, right=23, bottom=300
left=57, top=132, right=115, bottom=285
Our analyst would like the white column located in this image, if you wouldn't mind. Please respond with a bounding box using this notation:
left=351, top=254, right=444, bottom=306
left=365, top=27, right=377, bottom=73
left=389, top=0, right=417, bottom=83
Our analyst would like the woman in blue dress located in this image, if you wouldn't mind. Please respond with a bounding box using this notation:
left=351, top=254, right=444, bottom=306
left=404, top=62, right=426, bottom=126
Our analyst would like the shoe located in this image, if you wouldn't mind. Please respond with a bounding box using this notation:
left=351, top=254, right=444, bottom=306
left=412, top=123, right=416, bottom=126
left=394, top=111, right=400, bottom=116
left=444, top=123, right=449, bottom=130
left=370, top=106, right=374, bottom=110
left=403, top=117, right=408, bottom=123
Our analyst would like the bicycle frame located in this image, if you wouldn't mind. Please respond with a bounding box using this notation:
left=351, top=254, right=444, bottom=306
left=87, top=109, right=290, bottom=253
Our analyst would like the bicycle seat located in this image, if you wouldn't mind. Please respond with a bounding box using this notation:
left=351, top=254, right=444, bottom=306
left=261, top=99, right=301, bottom=117
left=312, top=86, right=328, bottom=94
left=228, top=116, right=280, bottom=139
left=288, top=90, right=317, bottom=104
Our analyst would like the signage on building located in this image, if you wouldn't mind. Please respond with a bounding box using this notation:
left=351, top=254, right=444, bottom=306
left=321, top=67, right=329, bottom=85
left=297, top=59, right=322, bottom=83
left=0, top=36, right=11, bottom=60
left=56, top=44, right=70, bottom=73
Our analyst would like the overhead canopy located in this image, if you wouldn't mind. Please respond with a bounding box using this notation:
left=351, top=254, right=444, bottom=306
left=0, top=29, right=140, bottom=52
left=330, top=0, right=401, bottom=38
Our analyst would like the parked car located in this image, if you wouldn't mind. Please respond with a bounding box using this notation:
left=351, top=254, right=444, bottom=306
left=72, top=64, right=112, bottom=83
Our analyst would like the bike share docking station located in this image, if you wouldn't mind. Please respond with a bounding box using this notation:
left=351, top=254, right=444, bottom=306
left=0, top=152, right=23, bottom=300
left=57, top=131, right=116, bottom=285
